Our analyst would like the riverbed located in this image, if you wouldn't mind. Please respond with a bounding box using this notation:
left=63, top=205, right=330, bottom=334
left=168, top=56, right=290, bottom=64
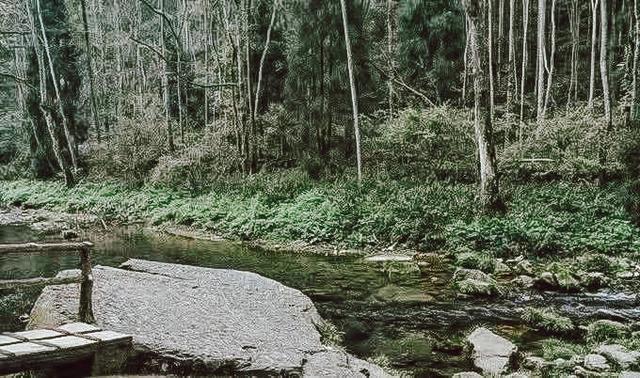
left=1, top=224, right=638, bottom=376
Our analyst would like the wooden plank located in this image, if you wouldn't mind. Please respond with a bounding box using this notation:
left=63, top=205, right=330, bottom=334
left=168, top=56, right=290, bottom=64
left=55, top=323, right=101, bottom=334
left=0, top=274, right=83, bottom=290
left=0, top=241, right=93, bottom=255
left=0, top=325, right=132, bottom=375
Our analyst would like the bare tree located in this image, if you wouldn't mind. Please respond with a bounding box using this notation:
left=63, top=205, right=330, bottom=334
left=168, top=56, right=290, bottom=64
left=543, top=0, right=556, bottom=116
left=80, top=0, right=100, bottom=142
left=339, top=0, right=363, bottom=182
left=599, top=0, right=611, bottom=183
left=519, top=0, right=529, bottom=142
left=634, top=0, right=640, bottom=118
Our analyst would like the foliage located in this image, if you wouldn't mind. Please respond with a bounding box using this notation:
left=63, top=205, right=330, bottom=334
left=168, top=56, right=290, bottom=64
left=586, top=320, right=630, bottom=344
left=522, top=307, right=574, bottom=334
left=541, top=339, right=587, bottom=361
left=2, top=177, right=640, bottom=256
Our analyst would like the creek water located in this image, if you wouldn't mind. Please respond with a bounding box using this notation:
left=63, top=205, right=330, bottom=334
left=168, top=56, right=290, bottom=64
left=1, top=224, right=637, bottom=376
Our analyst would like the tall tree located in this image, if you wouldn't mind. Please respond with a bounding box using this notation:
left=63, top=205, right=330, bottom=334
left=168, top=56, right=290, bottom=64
left=543, top=0, right=556, bottom=115
left=80, top=0, right=100, bottom=142
left=599, top=0, right=611, bottom=183
left=535, top=0, right=546, bottom=123
left=462, top=0, right=503, bottom=211
left=340, top=0, right=362, bottom=182
left=589, top=0, right=600, bottom=110
left=519, top=0, right=529, bottom=139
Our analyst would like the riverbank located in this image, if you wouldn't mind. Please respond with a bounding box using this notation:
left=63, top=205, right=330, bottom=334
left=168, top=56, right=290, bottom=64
left=2, top=174, right=639, bottom=257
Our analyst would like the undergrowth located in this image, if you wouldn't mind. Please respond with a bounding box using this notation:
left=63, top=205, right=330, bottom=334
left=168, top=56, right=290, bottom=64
left=1, top=173, right=639, bottom=255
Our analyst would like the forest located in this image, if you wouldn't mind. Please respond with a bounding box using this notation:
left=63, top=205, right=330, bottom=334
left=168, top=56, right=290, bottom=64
left=1, top=0, right=640, bottom=376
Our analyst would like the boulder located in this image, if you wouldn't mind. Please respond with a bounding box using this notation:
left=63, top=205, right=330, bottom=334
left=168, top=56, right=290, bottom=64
left=453, top=269, right=500, bottom=296
left=514, top=260, right=534, bottom=276
left=364, top=254, right=413, bottom=262
left=595, top=345, right=640, bottom=369
left=372, top=284, right=434, bottom=303
left=584, top=354, right=611, bottom=372
left=466, top=327, right=517, bottom=376
left=61, top=229, right=79, bottom=240
left=511, top=275, right=535, bottom=289
left=452, top=373, right=482, bottom=378
left=28, top=259, right=389, bottom=377
left=522, top=355, right=547, bottom=371
left=621, top=372, right=640, bottom=378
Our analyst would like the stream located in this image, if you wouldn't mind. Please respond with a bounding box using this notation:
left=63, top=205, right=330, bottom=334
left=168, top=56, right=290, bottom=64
left=1, top=224, right=639, bottom=377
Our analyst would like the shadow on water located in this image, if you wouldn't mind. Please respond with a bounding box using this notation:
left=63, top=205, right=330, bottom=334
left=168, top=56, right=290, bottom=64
left=1, top=225, right=637, bottom=376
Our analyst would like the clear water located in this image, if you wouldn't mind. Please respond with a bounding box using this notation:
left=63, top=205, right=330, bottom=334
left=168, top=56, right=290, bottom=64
left=3, top=225, right=627, bottom=376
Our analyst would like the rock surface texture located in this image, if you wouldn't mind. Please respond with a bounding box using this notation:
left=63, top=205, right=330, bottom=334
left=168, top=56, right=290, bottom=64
left=28, top=259, right=389, bottom=377
left=466, top=327, right=517, bottom=376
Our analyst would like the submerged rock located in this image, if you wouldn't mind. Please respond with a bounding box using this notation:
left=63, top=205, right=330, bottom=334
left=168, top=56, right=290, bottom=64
left=364, top=254, right=413, bottom=262
left=28, top=259, right=389, bottom=377
left=373, top=284, right=434, bottom=303
left=452, top=372, right=482, bottom=378
left=466, top=327, right=517, bottom=376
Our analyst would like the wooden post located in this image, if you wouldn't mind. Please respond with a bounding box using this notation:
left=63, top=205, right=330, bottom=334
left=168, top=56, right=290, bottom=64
left=79, top=246, right=95, bottom=324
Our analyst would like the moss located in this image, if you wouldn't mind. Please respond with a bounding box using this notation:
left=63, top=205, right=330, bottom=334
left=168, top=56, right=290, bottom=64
left=455, top=251, right=496, bottom=273
left=522, top=307, right=574, bottom=334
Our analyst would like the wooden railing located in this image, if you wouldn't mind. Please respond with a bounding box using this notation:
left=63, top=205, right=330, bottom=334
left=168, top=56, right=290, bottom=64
left=0, top=241, right=95, bottom=323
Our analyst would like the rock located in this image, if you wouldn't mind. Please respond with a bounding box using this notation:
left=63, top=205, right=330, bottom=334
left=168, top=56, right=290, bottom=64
left=466, top=327, right=517, bottom=376
left=413, top=252, right=446, bottom=270
left=621, top=372, right=640, bottom=378
left=553, top=358, right=577, bottom=371
left=364, top=254, right=413, bottom=262
left=372, top=284, right=434, bottom=303
left=574, top=365, right=611, bottom=377
left=504, top=373, right=532, bottom=378
left=494, top=259, right=511, bottom=276
left=61, top=229, right=79, bottom=239
left=584, top=354, right=611, bottom=372
left=452, top=372, right=482, bottom=378
left=511, top=275, right=535, bottom=289
left=515, top=260, right=534, bottom=276
left=453, top=269, right=500, bottom=296
left=536, top=272, right=558, bottom=290
left=582, top=273, right=610, bottom=291
left=595, top=345, right=640, bottom=369
left=523, top=356, right=547, bottom=371
left=28, top=259, right=389, bottom=377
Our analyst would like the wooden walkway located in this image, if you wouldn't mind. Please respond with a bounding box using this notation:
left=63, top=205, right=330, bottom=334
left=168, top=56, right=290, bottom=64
left=0, top=322, right=132, bottom=374
left=0, top=241, right=132, bottom=374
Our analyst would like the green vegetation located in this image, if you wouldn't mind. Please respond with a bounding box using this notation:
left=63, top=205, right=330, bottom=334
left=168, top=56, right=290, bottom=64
left=3, top=177, right=639, bottom=256
left=522, top=307, right=574, bottom=335
left=586, top=320, right=631, bottom=344
left=541, top=339, right=587, bottom=361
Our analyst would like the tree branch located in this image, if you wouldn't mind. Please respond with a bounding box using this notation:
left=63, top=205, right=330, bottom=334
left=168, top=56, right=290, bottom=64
left=371, top=61, right=435, bottom=107
left=130, top=36, right=167, bottom=62
left=138, top=0, right=181, bottom=50
left=0, top=72, right=35, bottom=90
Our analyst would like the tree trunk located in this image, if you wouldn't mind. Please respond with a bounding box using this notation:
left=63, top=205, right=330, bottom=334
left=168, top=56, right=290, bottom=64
left=159, top=0, right=174, bottom=152
left=599, top=0, right=611, bottom=183
left=36, top=0, right=78, bottom=172
left=80, top=0, right=100, bottom=142
left=340, top=0, right=363, bottom=183
left=543, top=0, right=556, bottom=116
left=519, top=0, right=529, bottom=142
left=488, top=0, right=495, bottom=120
left=535, top=0, right=546, bottom=123
left=254, top=0, right=278, bottom=120
left=387, top=0, right=395, bottom=117
left=589, top=0, right=600, bottom=110
left=506, top=0, right=516, bottom=111
left=27, top=0, right=74, bottom=187
left=633, top=0, right=640, bottom=118
left=463, top=0, right=503, bottom=212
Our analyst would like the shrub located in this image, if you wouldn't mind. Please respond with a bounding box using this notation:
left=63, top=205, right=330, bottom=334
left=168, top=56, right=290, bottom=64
left=522, top=307, right=574, bottom=334
left=586, top=320, right=630, bottom=343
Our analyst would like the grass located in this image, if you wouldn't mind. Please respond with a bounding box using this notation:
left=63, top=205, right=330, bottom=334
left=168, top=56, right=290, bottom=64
left=522, top=307, right=574, bottom=334
left=1, top=172, right=640, bottom=255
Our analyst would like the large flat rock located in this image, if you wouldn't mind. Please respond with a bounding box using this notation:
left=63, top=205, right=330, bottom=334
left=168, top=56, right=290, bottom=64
left=28, top=259, right=389, bottom=377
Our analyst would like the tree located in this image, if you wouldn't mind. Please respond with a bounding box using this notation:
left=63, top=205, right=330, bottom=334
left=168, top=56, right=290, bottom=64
left=462, top=0, right=503, bottom=211
left=543, top=0, right=556, bottom=116
left=340, top=0, right=362, bottom=182
left=519, top=0, right=529, bottom=140
left=588, top=0, right=600, bottom=110
left=80, top=0, right=100, bottom=142
left=535, top=0, right=545, bottom=123
left=599, top=0, right=611, bottom=183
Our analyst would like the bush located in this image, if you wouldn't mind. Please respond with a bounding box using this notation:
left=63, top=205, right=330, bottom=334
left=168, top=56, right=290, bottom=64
left=541, top=339, right=586, bottom=361
left=522, top=307, right=574, bottom=334
left=586, top=320, right=630, bottom=343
